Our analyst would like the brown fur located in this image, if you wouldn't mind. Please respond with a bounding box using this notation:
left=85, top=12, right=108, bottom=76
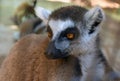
left=0, top=34, right=80, bottom=81
left=19, top=18, right=45, bottom=38
left=12, top=2, right=36, bottom=25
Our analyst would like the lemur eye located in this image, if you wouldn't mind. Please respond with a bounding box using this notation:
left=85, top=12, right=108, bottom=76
left=66, top=33, right=74, bottom=40
left=47, top=26, right=53, bottom=38
left=48, top=32, right=52, bottom=38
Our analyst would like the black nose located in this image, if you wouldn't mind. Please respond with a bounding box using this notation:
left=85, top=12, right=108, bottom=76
left=44, top=41, right=69, bottom=59
left=45, top=44, right=62, bottom=59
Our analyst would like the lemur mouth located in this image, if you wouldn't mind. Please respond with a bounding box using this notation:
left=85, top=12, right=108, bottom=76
left=44, top=40, right=69, bottom=59
left=44, top=51, right=69, bottom=59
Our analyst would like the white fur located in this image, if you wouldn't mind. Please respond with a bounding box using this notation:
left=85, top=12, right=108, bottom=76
left=48, top=19, right=75, bottom=40
left=35, top=6, right=51, bottom=24
left=80, top=31, right=98, bottom=53
left=79, top=53, right=105, bottom=81
left=84, top=6, right=105, bottom=37
left=84, top=6, right=105, bottom=22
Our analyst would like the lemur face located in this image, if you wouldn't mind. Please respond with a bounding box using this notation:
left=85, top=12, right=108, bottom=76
left=46, top=19, right=79, bottom=59
left=35, top=6, right=104, bottom=59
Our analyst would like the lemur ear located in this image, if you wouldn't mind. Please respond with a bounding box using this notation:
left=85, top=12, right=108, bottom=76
left=84, top=6, right=105, bottom=34
left=35, top=6, right=51, bottom=24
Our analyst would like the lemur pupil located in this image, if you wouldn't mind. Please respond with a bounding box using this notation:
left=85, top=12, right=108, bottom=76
left=48, top=32, right=52, bottom=38
left=66, top=33, right=74, bottom=40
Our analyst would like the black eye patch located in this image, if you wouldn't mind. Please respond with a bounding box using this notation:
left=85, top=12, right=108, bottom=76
left=60, top=27, right=79, bottom=40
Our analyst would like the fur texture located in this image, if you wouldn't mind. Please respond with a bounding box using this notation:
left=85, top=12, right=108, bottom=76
left=19, top=18, right=46, bottom=38
left=0, top=34, right=81, bottom=81
left=0, top=6, right=120, bottom=81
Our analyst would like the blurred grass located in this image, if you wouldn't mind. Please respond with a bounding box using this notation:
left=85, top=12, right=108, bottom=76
left=0, top=0, right=25, bottom=25
left=106, top=8, right=120, bottom=21
left=0, top=0, right=120, bottom=25
left=38, top=1, right=74, bottom=10
left=0, top=0, right=73, bottom=25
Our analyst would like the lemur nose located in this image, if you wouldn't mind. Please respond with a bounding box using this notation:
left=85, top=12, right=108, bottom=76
left=44, top=40, right=69, bottom=59
left=44, top=47, right=53, bottom=56
left=44, top=41, right=58, bottom=59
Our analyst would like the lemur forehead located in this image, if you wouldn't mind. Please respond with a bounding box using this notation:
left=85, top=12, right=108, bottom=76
left=48, top=19, right=75, bottom=40
left=49, top=6, right=88, bottom=22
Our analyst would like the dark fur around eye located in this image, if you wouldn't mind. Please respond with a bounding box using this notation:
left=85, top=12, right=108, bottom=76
left=60, top=27, right=79, bottom=40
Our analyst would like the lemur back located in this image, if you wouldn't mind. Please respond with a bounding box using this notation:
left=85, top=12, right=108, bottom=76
left=0, top=34, right=81, bottom=81
left=19, top=18, right=46, bottom=37
left=0, top=6, right=120, bottom=81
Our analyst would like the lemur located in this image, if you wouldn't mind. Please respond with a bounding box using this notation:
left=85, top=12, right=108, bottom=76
left=19, top=17, right=46, bottom=38
left=12, top=0, right=47, bottom=41
left=12, top=0, right=37, bottom=25
left=0, top=6, right=120, bottom=81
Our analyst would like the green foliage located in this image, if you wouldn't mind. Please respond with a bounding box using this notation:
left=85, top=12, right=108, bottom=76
left=106, top=8, right=120, bottom=21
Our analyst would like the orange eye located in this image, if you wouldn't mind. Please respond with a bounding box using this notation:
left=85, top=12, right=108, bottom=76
left=48, top=32, right=52, bottom=38
left=66, top=33, right=74, bottom=40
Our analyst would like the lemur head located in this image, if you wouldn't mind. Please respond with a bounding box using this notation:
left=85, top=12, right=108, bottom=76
left=35, top=6, right=105, bottom=59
